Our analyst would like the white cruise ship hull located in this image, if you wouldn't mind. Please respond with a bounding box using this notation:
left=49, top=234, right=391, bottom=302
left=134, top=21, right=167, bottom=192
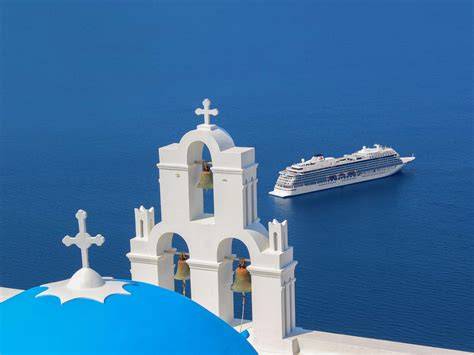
left=270, top=163, right=406, bottom=198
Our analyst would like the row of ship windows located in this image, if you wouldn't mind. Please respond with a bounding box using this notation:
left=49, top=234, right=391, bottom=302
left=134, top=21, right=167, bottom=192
left=276, top=166, right=397, bottom=188
left=292, top=153, right=396, bottom=171
left=279, top=158, right=400, bottom=182
left=294, top=168, right=393, bottom=187
left=295, top=161, right=400, bottom=181
left=295, top=155, right=400, bottom=176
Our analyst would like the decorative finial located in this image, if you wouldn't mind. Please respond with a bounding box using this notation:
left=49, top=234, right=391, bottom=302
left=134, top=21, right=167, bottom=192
left=195, top=98, right=218, bottom=125
left=36, top=210, right=131, bottom=304
left=62, top=209, right=104, bottom=269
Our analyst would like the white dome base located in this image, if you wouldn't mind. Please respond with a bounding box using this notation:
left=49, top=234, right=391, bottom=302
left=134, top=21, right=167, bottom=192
left=36, top=272, right=131, bottom=304
left=67, top=267, right=105, bottom=289
left=67, top=267, right=105, bottom=290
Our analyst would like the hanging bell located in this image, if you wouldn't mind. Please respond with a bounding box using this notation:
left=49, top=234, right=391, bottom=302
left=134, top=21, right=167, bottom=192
left=231, top=258, right=251, bottom=294
left=174, top=253, right=190, bottom=281
left=197, top=161, right=213, bottom=190
left=174, top=253, right=190, bottom=296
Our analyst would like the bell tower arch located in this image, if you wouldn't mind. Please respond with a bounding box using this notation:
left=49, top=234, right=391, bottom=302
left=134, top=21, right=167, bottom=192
left=127, top=99, right=298, bottom=353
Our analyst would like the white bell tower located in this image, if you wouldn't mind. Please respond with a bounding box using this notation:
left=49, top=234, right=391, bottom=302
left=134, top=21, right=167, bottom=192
left=127, top=99, right=298, bottom=353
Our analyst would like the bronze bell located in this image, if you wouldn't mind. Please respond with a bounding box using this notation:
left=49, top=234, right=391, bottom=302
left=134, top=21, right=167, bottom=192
left=174, top=253, right=190, bottom=296
left=174, top=253, right=190, bottom=281
left=197, top=161, right=213, bottom=190
left=233, top=258, right=251, bottom=332
left=231, top=259, right=251, bottom=294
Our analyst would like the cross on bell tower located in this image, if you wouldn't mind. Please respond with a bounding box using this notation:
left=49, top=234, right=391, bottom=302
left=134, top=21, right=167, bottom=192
left=195, top=98, right=218, bottom=125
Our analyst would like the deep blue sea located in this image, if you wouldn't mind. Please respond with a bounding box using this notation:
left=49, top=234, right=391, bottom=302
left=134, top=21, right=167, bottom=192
left=1, top=0, right=472, bottom=351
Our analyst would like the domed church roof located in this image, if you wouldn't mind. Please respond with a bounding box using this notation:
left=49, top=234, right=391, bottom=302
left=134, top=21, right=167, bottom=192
left=1, top=281, right=256, bottom=355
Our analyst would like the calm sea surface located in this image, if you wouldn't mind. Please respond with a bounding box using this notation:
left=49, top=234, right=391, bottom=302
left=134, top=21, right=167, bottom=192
left=1, top=1, right=472, bottom=351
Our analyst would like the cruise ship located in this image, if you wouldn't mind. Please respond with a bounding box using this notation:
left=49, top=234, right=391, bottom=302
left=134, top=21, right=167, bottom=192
left=269, top=144, right=415, bottom=198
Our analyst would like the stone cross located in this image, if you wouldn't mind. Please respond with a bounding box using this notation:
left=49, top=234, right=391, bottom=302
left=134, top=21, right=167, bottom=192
left=62, top=210, right=105, bottom=269
left=195, top=98, right=218, bottom=125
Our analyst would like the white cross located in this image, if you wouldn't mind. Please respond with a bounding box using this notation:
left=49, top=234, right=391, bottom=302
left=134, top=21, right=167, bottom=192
left=195, top=98, right=218, bottom=125
left=62, top=210, right=105, bottom=269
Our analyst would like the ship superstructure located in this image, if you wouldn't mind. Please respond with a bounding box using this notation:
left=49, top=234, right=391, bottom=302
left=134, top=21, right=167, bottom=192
left=270, top=144, right=415, bottom=198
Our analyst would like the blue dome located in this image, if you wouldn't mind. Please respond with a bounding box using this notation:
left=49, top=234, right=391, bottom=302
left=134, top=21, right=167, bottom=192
left=0, top=280, right=256, bottom=355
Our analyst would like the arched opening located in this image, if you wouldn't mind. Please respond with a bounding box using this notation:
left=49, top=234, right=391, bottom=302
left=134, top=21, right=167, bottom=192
left=217, top=238, right=253, bottom=325
left=187, top=141, right=216, bottom=221
left=171, top=234, right=191, bottom=297
left=156, top=232, right=192, bottom=297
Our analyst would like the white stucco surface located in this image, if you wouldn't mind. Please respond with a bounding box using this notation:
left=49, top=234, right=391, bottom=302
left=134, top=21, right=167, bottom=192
left=291, top=329, right=469, bottom=355
left=232, top=322, right=470, bottom=355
